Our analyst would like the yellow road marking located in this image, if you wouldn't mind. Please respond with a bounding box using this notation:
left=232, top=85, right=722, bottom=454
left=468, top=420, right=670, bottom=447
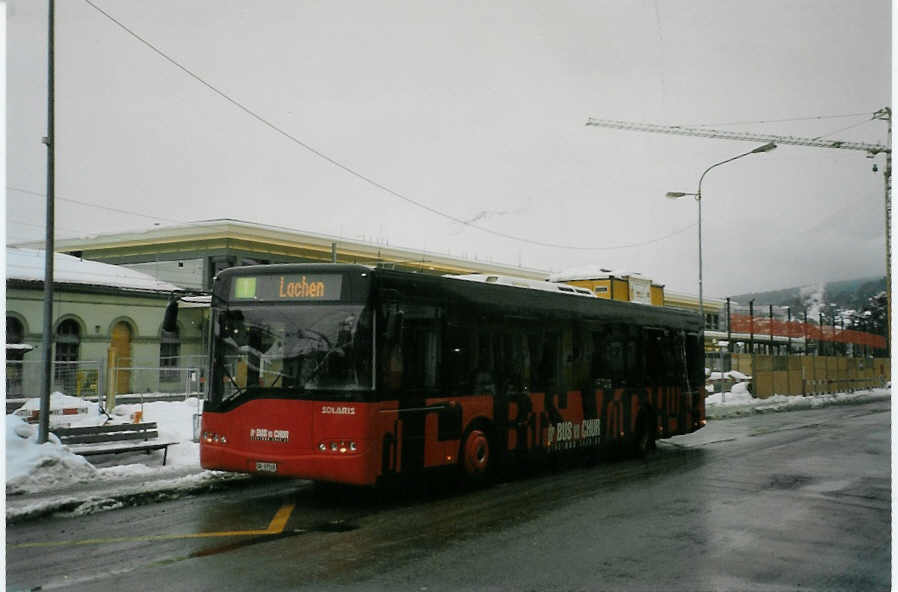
left=8, top=503, right=295, bottom=549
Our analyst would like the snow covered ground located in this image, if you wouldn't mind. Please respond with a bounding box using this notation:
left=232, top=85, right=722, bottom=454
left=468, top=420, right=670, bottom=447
left=704, top=384, right=891, bottom=418
left=6, top=393, right=247, bottom=522
left=5, top=386, right=892, bottom=522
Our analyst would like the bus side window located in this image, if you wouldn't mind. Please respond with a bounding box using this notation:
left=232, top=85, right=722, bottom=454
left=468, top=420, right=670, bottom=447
left=607, top=338, right=625, bottom=387
left=590, top=328, right=612, bottom=390
left=444, top=323, right=472, bottom=396
left=381, top=305, right=404, bottom=396
left=529, top=331, right=559, bottom=392
left=501, top=331, right=526, bottom=394
left=472, top=330, right=495, bottom=395
left=643, top=328, right=663, bottom=386
left=598, top=324, right=640, bottom=388
left=660, top=331, right=676, bottom=384
left=381, top=304, right=442, bottom=396
left=403, top=307, right=442, bottom=393
left=625, top=325, right=642, bottom=386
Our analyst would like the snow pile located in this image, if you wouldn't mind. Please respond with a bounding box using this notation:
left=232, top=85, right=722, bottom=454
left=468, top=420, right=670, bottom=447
left=705, top=382, right=754, bottom=406
left=708, top=370, right=750, bottom=381
left=6, top=415, right=99, bottom=495
left=5, top=397, right=246, bottom=521
left=12, top=392, right=105, bottom=427
left=7, top=396, right=203, bottom=496
left=705, top=386, right=890, bottom=418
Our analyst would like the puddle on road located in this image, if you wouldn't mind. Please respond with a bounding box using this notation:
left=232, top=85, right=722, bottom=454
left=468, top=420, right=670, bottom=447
left=764, top=473, right=815, bottom=490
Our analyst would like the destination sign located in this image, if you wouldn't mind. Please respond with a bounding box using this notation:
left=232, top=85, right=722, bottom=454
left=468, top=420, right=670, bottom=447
left=232, top=274, right=343, bottom=301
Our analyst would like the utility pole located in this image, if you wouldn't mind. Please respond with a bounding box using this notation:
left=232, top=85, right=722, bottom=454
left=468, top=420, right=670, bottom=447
left=38, top=0, right=56, bottom=444
left=749, top=300, right=755, bottom=354
left=786, top=307, right=792, bottom=355
left=872, top=107, right=891, bottom=356
left=726, top=297, right=732, bottom=352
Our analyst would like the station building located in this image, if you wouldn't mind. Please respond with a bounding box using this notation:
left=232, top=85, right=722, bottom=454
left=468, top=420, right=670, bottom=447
left=6, top=247, right=206, bottom=399
left=10, top=219, right=734, bottom=399
left=48, top=218, right=549, bottom=291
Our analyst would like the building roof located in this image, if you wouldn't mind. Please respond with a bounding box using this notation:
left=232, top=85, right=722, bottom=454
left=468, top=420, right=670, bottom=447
left=6, top=247, right=181, bottom=293
left=663, top=290, right=725, bottom=313
left=20, top=219, right=551, bottom=280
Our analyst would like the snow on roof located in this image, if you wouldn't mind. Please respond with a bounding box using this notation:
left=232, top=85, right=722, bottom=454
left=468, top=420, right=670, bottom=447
left=446, top=273, right=595, bottom=297
left=180, top=295, right=211, bottom=308
left=6, top=248, right=181, bottom=293
left=548, top=265, right=642, bottom=283
left=6, top=343, right=34, bottom=351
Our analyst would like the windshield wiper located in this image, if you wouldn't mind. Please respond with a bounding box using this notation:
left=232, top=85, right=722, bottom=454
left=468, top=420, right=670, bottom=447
left=219, top=362, right=248, bottom=400
left=302, top=343, right=347, bottom=388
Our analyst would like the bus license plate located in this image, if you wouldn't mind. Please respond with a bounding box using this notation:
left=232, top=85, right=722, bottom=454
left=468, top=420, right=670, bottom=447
left=255, top=461, right=277, bottom=473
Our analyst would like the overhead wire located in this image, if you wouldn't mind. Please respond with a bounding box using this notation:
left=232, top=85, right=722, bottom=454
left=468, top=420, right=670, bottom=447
left=7, top=217, right=86, bottom=234
left=812, top=117, right=878, bottom=140
left=689, top=112, right=875, bottom=128
left=79, top=0, right=697, bottom=253
left=8, top=185, right=180, bottom=224
left=9, top=182, right=699, bottom=251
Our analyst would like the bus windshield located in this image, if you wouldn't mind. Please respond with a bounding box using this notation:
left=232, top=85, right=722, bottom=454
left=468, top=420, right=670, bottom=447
left=210, top=303, right=373, bottom=403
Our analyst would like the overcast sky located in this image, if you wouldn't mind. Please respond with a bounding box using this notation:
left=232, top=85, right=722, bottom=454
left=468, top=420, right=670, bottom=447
left=6, top=0, right=892, bottom=297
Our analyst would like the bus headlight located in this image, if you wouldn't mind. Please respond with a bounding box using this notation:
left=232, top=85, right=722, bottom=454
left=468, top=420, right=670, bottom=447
left=203, top=431, right=228, bottom=445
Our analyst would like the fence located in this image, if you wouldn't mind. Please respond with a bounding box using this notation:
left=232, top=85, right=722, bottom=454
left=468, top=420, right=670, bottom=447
left=723, top=302, right=887, bottom=354
left=111, top=366, right=205, bottom=397
left=6, top=359, right=207, bottom=403
left=6, top=360, right=103, bottom=400
left=721, top=354, right=889, bottom=398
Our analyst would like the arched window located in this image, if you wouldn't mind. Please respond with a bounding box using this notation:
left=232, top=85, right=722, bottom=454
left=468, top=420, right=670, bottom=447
left=7, top=316, right=24, bottom=356
left=160, top=328, right=180, bottom=382
left=55, top=319, right=81, bottom=393
left=6, top=317, right=26, bottom=395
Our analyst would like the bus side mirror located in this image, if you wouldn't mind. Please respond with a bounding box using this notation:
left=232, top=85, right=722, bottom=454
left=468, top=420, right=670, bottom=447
left=163, top=297, right=179, bottom=333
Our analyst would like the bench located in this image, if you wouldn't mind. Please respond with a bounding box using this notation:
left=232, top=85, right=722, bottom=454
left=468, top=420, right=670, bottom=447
left=51, top=422, right=178, bottom=465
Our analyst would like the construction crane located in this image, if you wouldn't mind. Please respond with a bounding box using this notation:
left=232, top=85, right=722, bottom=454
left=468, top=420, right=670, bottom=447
left=586, top=108, right=892, bottom=349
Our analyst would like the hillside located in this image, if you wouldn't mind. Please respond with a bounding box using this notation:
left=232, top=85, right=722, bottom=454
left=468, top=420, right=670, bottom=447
left=731, top=276, right=886, bottom=316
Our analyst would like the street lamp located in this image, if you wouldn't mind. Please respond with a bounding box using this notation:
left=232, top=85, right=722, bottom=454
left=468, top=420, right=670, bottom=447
left=665, top=142, right=777, bottom=330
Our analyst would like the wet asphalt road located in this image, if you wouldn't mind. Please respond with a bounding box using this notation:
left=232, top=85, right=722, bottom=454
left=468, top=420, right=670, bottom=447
left=7, top=399, right=890, bottom=591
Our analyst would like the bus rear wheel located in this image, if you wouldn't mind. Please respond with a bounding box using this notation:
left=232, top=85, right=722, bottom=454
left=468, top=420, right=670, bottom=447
left=632, top=411, right=656, bottom=458
left=461, top=427, right=492, bottom=481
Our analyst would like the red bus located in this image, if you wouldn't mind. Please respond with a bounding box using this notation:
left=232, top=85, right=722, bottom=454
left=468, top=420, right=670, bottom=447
left=169, top=264, right=705, bottom=486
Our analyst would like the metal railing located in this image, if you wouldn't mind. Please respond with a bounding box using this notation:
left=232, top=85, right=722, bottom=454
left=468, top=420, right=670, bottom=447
left=6, top=360, right=102, bottom=399
left=111, top=366, right=205, bottom=397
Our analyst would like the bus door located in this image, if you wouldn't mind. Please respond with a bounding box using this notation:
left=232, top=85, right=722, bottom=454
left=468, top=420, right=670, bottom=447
left=380, top=303, right=449, bottom=474
left=494, top=330, right=534, bottom=455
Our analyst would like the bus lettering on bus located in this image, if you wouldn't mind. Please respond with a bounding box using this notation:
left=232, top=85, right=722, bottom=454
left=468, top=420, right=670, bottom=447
left=249, top=428, right=290, bottom=443
left=321, top=405, right=356, bottom=415
left=279, top=276, right=326, bottom=299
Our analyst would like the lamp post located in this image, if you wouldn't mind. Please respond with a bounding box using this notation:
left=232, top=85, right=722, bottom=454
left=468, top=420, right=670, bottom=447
left=665, top=142, right=777, bottom=331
